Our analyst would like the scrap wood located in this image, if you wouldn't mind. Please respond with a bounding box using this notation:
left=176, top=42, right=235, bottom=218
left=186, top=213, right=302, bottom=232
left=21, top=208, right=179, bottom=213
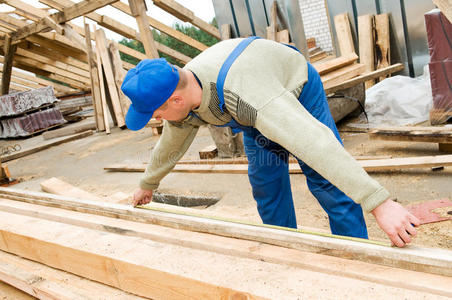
left=1, top=187, right=452, bottom=279
left=0, top=130, right=93, bottom=162
left=0, top=198, right=451, bottom=297
left=199, top=145, right=218, bottom=159
left=321, top=63, right=366, bottom=90
left=42, top=121, right=96, bottom=140
left=369, top=126, right=452, bottom=143
left=313, top=53, right=359, bottom=75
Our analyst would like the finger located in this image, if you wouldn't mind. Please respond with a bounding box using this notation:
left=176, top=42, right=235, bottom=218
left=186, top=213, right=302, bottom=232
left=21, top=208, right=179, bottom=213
left=398, top=228, right=412, bottom=244
left=405, top=222, right=417, bottom=237
left=391, top=234, right=406, bottom=247
left=409, top=214, right=421, bottom=227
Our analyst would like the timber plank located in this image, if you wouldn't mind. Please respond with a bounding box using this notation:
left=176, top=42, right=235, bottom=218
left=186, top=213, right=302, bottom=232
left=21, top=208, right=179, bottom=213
left=324, top=63, right=404, bottom=94
left=321, top=63, right=366, bottom=90
left=0, top=131, right=93, bottom=163
left=0, top=210, right=266, bottom=299
left=334, top=13, right=355, bottom=55
left=0, top=187, right=452, bottom=279
left=358, top=14, right=375, bottom=89
left=108, top=40, right=130, bottom=115
left=128, top=0, right=159, bottom=58
left=313, top=53, right=358, bottom=75
left=374, top=14, right=390, bottom=81
left=369, top=126, right=452, bottom=143
left=1, top=34, right=17, bottom=95
left=104, top=154, right=452, bottom=173
left=42, top=122, right=96, bottom=140
left=0, top=198, right=451, bottom=297
left=94, top=25, right=111, bottom=134
left=95, top=28, right=125, bottom=128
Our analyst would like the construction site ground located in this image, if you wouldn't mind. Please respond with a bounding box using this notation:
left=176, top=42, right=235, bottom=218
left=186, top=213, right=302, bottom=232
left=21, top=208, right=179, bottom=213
left=3, top=115, right=451, bottom=251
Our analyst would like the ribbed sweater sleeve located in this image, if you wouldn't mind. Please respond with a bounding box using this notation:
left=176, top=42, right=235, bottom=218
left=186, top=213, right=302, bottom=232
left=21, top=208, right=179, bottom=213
left=140, top=120, right=199, bottom=191
left=254, top=91, right=390, bottom=212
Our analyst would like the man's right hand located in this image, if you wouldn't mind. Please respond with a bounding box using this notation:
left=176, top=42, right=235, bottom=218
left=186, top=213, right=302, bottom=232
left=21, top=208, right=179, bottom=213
left=132, top=188, right=153, bottom=206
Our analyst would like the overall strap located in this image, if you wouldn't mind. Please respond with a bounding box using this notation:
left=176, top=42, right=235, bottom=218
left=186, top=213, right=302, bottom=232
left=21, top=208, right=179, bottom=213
left=216, top=36, right=261, bottom=113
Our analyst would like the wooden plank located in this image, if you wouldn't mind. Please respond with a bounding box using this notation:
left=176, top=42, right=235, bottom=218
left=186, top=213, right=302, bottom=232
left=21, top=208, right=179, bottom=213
left=95, top=28, right=125, bottom=127
left=358, top=14, right=375, bottom=89
left=40, top=177, right=102, bottom=201
left=0, top=210, right=264, bottom=299
left=324, top=63, right=404, bottom=94
left=8, top=0, right=118, bottom=43
left=1, top=188, right=452, bottom=278
left=128, top=0, right=159, bottom=58
left=42, top=122, right=96, bottom=140
left=94, top=25, right=111, bottom=134
left=110, top=1, right=208, bottom=52
left=0, top=70, right=43, bottom=90
left=321, top=63, right=366, bottom=90
left=104, top=154, right=452, bottom=173
left=1, top=35, right=17, bottom=95
left=433, top=0, right=452, bottom=23
left=313, top=53, right=358, bottom=75
left=0, top=131, right=93, bottom=163
left=84, top=21, right=104, bottom=131
left=369, top=126, right=452, bottom=143
left=276, top=29, right=289, bottom=43
left=0, top=198, right=451, bottom=297
left=0, top=250, right=146, bottom=300
left=333, top=13, right=355, bottom=55
left=108, top=40, right=130, bottom=115
left=374, top=14, right=390, bottom=81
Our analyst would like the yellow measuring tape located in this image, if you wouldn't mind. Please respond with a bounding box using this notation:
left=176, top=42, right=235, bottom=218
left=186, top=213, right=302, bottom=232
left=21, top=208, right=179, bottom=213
left=137, top=204, right=391, bottom=247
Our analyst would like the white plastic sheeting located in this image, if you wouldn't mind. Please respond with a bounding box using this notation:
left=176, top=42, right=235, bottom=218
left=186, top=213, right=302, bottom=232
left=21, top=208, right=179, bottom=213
left=364, top=66, right=433, bottom=126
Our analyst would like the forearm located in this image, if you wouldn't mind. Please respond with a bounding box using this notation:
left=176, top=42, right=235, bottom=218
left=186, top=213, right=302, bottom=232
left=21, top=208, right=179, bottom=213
left=140, top=121, right=199, bottom=190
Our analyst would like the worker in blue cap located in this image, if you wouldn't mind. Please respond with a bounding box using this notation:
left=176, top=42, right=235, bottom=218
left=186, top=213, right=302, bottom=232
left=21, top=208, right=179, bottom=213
left=121, top=37, right=420, bottom=247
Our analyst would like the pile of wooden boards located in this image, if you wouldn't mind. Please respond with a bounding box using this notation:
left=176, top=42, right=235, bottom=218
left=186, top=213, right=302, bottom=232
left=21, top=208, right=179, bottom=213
left=0, top=186, right=451, bottom=298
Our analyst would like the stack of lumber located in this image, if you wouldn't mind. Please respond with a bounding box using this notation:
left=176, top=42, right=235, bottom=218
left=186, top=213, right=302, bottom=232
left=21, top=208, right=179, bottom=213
left=327, top=12, right=401, bottom=93
left=0, top=187, right=451, bottom=298
left=306, top=37, right=328, bottom=62
left=0, top=86, right=66, bottom=138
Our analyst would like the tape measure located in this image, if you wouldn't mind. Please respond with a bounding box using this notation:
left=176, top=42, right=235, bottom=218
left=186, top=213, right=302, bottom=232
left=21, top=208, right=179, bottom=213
left=136, top=204, right=391, bottom=247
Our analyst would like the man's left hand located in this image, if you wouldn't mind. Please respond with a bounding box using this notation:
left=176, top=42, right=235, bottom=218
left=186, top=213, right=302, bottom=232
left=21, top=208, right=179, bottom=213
left=371, top=198, right=421, bottom=247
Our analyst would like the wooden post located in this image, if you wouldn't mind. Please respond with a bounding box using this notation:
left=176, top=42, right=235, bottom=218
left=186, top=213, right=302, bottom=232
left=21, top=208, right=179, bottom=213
left=358, top=14, right=375, bottom=89
left=374, top=14, right=390, bottom=81
left=128, top=0, right=159, bottom=58
left=334, top=13, right=355, bottom=56
left=95, top=28, right=125, bottom=128
left=1, top=35, right=17, bottom=95
left=83, top=20, right=105, bottom=131
left=108, top=40, right=130, bottom=115
left=266, top=1, right=278, bottom=41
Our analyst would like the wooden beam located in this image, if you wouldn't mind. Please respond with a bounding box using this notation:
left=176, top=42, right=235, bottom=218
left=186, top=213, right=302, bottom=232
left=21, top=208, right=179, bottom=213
left=321, top=63, right=366, bottom=90
left=93, top=25, right=111, bottom=133
left=324, top=63, right=404, bottom=94
left=433, top=0, right=452, bottom=23
left=0, top=198, right=451, bottom=297
left=0, top=209, right=264, bottom=299
left=313, top=53, right=358, bottom=75
left=84, top=21, right=104, bottom=131
left=1, top=35, right=17, bottom=95
left=42, top=122, right=96, bottom=140
left=94, top=28, right=125, bottom=127
left=1, top=187, right=452, bottom=278
left=358, top=14, right=375, bottom=89
left=374, top=14, right=390, bottom=81
left=369, top=126, right=452, bottom=143
left=128, top=0, right=158, bottom=58
left=108, top=40, right=130, bottom=115
left=8, top=0, right=119, bottom=43
left=104, top=153, right=452, bottom=173
left=334, top=13, right=355, bottom=55
left=0, top=250, right=145, bottom=299
left=0, top=131, right=93, bottom=162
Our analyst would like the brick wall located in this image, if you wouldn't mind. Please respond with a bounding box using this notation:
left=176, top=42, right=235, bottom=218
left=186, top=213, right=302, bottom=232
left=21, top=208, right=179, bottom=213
left=298, top=0, right=333, bottom=53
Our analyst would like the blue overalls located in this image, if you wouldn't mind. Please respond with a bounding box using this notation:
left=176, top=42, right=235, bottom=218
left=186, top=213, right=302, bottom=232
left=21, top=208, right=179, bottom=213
left=215, top=37, right=368, bottom=238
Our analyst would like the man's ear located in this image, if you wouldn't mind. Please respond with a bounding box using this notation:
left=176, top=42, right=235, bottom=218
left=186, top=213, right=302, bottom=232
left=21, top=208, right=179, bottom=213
left=169, top=95, right=184, bottom=106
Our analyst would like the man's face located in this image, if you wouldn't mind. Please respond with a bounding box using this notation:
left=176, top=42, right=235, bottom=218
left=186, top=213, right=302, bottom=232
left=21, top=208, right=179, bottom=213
left=152, top=97, right=189, bottom=122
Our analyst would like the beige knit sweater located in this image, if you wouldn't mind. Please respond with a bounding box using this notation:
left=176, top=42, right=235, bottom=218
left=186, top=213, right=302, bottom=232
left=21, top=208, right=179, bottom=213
left=139, top=38, right=389, bottom=213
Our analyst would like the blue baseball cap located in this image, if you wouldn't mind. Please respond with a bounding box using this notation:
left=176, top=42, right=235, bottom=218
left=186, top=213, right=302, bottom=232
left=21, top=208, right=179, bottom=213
left=121, top=58, right=180, bottom=131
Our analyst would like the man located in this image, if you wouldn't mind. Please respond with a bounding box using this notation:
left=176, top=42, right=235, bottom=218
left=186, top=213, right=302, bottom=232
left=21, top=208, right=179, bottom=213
left=121, top=37, right=420, bottom=247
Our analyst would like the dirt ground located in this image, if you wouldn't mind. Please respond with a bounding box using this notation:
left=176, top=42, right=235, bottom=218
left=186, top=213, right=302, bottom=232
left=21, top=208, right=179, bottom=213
left=1, top=116, right=451, bottom=250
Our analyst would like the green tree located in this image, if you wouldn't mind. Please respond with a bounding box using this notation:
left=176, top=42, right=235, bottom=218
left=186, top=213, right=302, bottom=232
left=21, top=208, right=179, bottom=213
left=119, top=18, right=219, bottom=67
